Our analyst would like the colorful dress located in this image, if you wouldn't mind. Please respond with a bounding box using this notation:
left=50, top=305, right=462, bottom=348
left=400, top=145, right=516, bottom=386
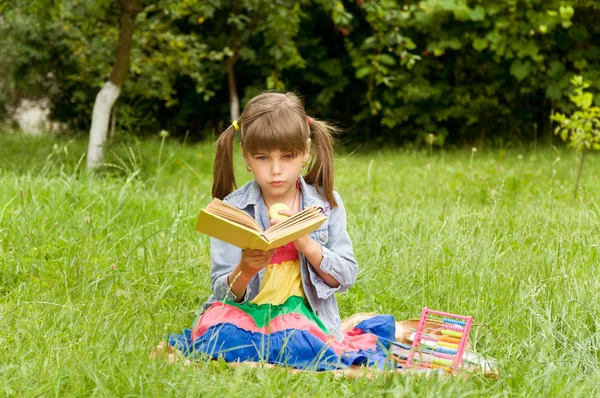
left=169, top=244, right=400, bottom=371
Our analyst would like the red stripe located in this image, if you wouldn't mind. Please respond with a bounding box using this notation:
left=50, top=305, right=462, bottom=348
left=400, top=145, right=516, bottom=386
left=270, top=244, right=299, bottom=264
left=192, top=302, right=377, bottom=354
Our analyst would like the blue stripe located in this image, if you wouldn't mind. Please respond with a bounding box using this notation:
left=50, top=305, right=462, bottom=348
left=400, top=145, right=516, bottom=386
left=169, top=315, right=400, bottom=371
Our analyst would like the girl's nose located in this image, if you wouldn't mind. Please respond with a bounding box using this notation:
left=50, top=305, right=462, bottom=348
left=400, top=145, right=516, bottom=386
left=271, top=160, right=281, bottom=174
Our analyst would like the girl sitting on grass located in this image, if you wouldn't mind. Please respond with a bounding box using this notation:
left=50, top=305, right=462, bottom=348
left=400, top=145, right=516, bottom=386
left=163, top=91, right=401, bottom=371
left=160, top=92, right=497, bottom=375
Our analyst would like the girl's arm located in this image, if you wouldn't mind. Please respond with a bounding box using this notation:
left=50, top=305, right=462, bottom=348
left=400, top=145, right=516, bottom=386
left=294, top=235, right=339, bottom=288
left=210, top=236, right=274, bottom=303
left=209, top=238, right=247, bottom=302
left=297, top=191, right=359, bottom=299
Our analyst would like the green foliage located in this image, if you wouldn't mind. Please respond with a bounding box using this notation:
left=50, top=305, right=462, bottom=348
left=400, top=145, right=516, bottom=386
left=551, top=75, right=600, bottom=199
left=335, top=0, right=600, bottom=145
left=2, top=1, right=600, bottom=145
left=552, top=76, right=600, bottom=152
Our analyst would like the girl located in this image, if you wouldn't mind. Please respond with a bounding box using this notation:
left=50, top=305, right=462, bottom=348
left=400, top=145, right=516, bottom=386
left=167, top=92, right=402, bottom=370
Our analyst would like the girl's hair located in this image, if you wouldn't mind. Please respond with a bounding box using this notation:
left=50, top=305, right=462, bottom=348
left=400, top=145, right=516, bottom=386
left=212, top=92, right=339, bottom=207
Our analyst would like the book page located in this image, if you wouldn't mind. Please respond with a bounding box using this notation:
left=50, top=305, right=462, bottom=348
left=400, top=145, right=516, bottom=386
left=265, top=206, right=323, bottom=234
left=206, top=199, right=262, bottom=232
left=263, top=215, right=327, bottom=247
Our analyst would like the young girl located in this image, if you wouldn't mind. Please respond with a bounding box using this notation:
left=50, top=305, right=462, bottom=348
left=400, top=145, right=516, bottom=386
left=167, top=92, right=401, bottom=370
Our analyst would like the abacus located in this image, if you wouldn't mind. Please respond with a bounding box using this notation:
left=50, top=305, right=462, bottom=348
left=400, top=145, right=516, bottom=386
left=405, top=307, right=473, bottom=373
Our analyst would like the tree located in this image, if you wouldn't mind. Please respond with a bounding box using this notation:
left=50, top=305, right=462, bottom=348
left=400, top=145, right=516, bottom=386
left=4, top=0, right=599, bottom=147
left=552, top=76, right=600, bottom=200
left=87, top=0, right=141, bottom=169
left=198, top=0, right=309, bottom=121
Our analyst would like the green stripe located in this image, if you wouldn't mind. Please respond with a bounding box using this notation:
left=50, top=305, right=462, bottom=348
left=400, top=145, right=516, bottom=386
left=225, top=295, right=329, bottom=334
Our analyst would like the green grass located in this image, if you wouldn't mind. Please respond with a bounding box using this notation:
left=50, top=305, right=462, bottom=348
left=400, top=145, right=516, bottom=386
left=1, top=132, right=600, bottom=396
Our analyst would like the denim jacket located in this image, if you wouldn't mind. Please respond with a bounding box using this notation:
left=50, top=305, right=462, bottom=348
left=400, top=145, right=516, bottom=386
left=201, top=176, right=358, bottom=340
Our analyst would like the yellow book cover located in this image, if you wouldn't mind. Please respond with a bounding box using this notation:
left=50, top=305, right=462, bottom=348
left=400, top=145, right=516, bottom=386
left=195, top=198, right=327, bottom=250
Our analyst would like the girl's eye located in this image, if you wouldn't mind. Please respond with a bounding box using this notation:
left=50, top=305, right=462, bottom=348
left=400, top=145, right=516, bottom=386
left=256, top=156, right=268, bottom=161
left=283, top=153, right=293, bottom=159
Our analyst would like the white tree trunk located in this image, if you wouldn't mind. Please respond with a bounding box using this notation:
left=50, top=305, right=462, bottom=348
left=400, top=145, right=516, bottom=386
left=230, top=91, right=240, bottom=121
left=87, top=81, right=121, bottom=169
left=227, top=60, right=240, bottom=121
left=108, top=101, right=117, bottom=142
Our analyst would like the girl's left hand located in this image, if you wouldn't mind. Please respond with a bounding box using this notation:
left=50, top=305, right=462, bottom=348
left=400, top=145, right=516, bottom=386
left=269, top=209, right=312, bottom=253
left=270, top=208, right=326, bottom=275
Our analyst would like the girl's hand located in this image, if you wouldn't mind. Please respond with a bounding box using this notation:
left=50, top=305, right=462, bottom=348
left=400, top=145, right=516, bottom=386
left=239, top=248, right=276, bottom=276
left=269, top=208, right=295, bottom=225
left=269, top=208, right=333, bottom=286
left=269, top=209, right=315, bottom=254
left=228, top=248, right=275, bottom=301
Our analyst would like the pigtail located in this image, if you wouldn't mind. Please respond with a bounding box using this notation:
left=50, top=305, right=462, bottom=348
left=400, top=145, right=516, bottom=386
left=304, top=118, right=339, bottom=208
left=212, top=124, right=238, bottom=200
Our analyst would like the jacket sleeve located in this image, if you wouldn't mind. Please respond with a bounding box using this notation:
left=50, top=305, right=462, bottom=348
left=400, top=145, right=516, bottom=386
left=209, top=237, right=254, bottom=303
left=307, top=191, right=358, bottom=299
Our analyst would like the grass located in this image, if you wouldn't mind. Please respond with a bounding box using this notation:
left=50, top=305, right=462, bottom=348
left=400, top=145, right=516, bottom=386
left=1, top=132, right=600, bottom=396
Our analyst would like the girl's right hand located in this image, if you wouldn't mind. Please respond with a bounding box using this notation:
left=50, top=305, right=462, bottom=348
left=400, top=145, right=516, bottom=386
left=239, top=248, right=276, bottom=276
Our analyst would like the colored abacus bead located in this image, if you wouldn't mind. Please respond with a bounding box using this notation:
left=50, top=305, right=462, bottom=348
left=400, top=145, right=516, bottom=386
left=433, top=358, right=453, bottom=366
left=431, top=363, right=453, bottom=372
left=438, top=341, right=459, bottom=349
left=435, top=347, right=457, bottom=355
left=442, top=323, right=464, bottom=332
left=440, top=335, right=461, bottom=344
left=441, top=329, right=463, bottom=338
left=443, top=318, right=466, bottom=326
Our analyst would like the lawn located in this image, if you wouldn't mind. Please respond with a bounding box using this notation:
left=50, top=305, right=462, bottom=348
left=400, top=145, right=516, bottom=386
left=1, top=133, right=599, bottom=396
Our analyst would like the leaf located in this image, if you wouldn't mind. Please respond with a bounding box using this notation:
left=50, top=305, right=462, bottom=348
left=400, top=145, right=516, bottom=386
left=473, top=38, right=488, bottom=52
left=568, top=25, right=589, bottom=44
left=469, top=5, right=486, bottom=21
left=518, top=41, right=539, bottom=59
left=561, top=20, right=572, bottom=29
left=510, top=59, right=531, bottom=81
left=582, top=92, right=593, bottom=109
left=355, top=66, right=372, bottom=79
left=378, top=54, right=396, bottom=66
left=546, top=85, right=562, bottom=101
left=547, top=60, right=566, bottom=78
left=559, top=6, right=575, bottom=20
left=574, top=59, right=588, bottom=71
left=404, top=39, right=417, bottom=50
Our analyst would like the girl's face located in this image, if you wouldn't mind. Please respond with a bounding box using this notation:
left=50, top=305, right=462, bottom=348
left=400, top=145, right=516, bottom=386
left=244, top=144, right=310, bottom=204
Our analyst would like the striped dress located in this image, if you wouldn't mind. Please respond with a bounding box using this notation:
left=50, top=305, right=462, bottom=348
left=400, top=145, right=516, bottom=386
left=168, top=244, right=399, bottom=370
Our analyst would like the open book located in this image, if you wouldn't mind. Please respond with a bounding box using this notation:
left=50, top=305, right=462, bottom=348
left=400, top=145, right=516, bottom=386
left=195, top=198, right=327, bottom=250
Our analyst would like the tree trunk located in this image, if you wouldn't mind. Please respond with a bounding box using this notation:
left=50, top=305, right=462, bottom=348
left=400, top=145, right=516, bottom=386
left=226, top=57, right=240, bottom=121
left=87, top=0, right=140, bottom=169
left=87, top=82, right=120, bottom=167
left=108, top=101, right=117, bottom=142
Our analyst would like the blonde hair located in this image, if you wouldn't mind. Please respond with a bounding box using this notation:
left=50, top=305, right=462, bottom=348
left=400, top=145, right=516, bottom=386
left=213, top=92, right=339, bottom=207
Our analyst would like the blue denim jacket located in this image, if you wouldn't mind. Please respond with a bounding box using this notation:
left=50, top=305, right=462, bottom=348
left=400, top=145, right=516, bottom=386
left=201, top=176, right=358, bottom=340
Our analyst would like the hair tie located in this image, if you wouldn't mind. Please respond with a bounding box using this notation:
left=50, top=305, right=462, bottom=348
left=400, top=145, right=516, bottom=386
left=232, top=120, right=240, bottom=131
left=306, top=116, right=311, bottom=125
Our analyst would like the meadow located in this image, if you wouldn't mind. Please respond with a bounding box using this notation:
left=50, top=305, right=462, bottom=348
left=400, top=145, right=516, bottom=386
left=1, top=133, right=599, bottom=396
